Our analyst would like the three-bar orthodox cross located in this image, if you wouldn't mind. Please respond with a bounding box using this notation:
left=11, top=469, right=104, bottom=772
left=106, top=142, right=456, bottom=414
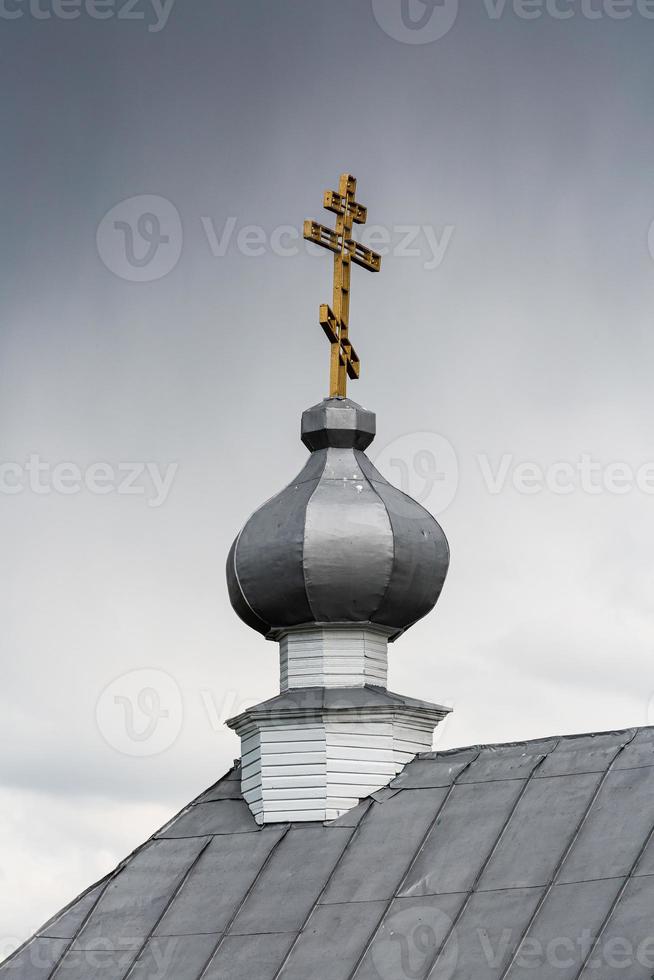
left=304, top=173, right=382, bottom=398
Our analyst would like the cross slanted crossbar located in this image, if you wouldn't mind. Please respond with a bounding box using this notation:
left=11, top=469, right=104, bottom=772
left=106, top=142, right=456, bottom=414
left=304, top=173, right=382, bottom=398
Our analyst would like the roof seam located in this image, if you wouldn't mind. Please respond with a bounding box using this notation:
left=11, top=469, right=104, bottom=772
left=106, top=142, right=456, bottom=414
left=427, top=745, right=556, bottom=978
left=122, top=836, right=213, bottom=980
left=314, top=872, right=654, bottom=906
left=0, top=876, right=113, bottom=978
left=271, top=798, right=376, bottom=979
left=46, top=875, right=114, bottom=980
left=573, top=816, right=654, bottom=979
left=44, top=776, right=246, bottom=979
left=198, top=825, right=291, bottom=979
left=497, top=729, right=639, bottom=980
left=347, top=749, right=483, bottom=980
left=155, top=830, right=260, bottom=840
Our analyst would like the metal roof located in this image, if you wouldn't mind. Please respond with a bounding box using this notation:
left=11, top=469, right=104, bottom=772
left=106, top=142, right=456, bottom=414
left=5, top=725, right=654, bottom=979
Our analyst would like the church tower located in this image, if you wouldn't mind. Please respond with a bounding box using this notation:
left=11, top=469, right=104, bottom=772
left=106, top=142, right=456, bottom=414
left=225, top=173, right=451, bottom=824
left=7, top=173, right=653, bottom=980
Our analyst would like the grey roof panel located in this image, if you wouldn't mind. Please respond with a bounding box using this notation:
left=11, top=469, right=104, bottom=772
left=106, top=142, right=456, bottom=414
left=228, top=826, right=353, bottom=935
left=53, top=947, right=139, bottom=979
left=613, top=727, right=654, bottom=770
left=203, top=933, right=296, bottom=980
left=536, top=731, right=635, bottom=777
left=578, top=874, right=654, bottom=978
left=478, top=773, right=603, bottom=890
left=457, top=745, right=554, bottom=783
left=156, top=799, right=260, bottom=838
left=41, top=882, right=106, bottom=939
left=557, top=766, right=654, bottom=884
left=354, top=893, right=467, bottom=980
left=6, top=726, right=654, bottom=980
left=278, top=900, right=387, bottom=980
left=72, top=837, right=209, bottom=951
left=505, top=879, right=624, bottom=980
left=634, top=833, right=654, bottom=876
left=390, top=751, right=479, bottom=789
left=321, top=788, right=449, bottom=904
left=193, top=766, right=245, bottom=803
left=154, top=828, right=287, bottom=937
left=2, top=939, right=68, bottom=979
left=400, top=780, right=527, bottom=898
left=436, top=887, right=545, bottom=980
left=127, top=935, right=217, bottom=980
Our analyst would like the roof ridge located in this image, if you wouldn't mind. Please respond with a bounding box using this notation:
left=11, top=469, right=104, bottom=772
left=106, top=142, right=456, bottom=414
left=419, top=723, right=646, bottom=759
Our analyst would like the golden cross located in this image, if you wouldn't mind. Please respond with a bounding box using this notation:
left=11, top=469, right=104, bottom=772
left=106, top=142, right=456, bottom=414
left=304, top=173, right=382, bottom=398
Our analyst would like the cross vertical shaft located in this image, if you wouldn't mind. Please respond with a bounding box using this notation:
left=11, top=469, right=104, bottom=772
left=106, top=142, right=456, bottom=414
left=304, top=173, right=382, bottom=398
left=331, top=174, right=354, bottom=398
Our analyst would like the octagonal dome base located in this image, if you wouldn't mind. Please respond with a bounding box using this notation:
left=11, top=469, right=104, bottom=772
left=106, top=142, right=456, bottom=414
left=227, top=687, right=450, bottom=824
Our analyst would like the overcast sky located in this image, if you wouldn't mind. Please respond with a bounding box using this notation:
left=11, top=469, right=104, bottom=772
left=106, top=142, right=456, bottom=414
left=3, top=0, right=654, bottom=950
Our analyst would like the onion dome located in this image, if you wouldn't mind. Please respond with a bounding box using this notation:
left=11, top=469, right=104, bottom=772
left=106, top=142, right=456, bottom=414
left=226, top=397, right=449, bottom=641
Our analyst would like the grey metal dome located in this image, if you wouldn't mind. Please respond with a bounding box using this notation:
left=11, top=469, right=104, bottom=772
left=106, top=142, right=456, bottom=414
left=226, top=397, right=449, bottom=640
